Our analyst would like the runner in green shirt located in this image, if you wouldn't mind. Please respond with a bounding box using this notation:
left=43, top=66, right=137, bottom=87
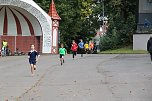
left=59, top=44, right=67, bottom=65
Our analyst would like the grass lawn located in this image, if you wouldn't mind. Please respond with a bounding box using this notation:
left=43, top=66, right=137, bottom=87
left=100, top=47, right=148, bottom=54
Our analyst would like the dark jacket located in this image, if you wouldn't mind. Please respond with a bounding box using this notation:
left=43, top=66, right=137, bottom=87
left=147, top=37, right=152, bottom=52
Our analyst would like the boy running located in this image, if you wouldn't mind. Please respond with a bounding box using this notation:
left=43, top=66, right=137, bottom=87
left=71, top=40, right=78, bottom=59
left=78, top=39, right=84, bottom=57
left=59, top=44, right=67, bottom=65
left=28, top=44, right=40, bottom=76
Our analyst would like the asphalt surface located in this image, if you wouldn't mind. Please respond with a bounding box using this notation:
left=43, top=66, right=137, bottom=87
left=0, top=54, right=152, bottom=101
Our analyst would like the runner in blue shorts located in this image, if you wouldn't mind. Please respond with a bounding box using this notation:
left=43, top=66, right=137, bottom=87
left=28, top=44, right=40, bottom=76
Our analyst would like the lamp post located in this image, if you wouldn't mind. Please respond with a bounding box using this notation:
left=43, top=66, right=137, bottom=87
left=96, top=0, right=105, bottom=27
left=94, top=0, right=105, bottom=52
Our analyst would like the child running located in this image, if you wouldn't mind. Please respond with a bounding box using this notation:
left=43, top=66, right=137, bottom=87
left=84, top=41, right=89, bottom=54
left=89, top=41, right=94, bottom=54
left=71, top=40, right=78, bottom=59
left=59, top=44, right=67, bottom=65
left=78, top=39, right=84, bottom=57
left=28, top=44, right=40, bottom=76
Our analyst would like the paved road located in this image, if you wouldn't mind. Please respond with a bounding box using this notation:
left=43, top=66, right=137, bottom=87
left=0, top=54, right=152, bottom=101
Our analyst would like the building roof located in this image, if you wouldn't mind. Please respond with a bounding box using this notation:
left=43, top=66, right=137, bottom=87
left=48, top=0, right=61, bottom=20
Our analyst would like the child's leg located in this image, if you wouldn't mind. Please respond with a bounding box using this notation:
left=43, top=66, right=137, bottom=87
left=60, top=58, right=63, bottom=62
left=86, top=49, right=89, bottom=54
left=60, top=54, right=63, bottom=65
left=81, top=49, right=83, bottom=57
left=33, top=64, right=36, bottom=70
left=4, top=47, right=6, bottom=56
left=33, top=60, right=37, bottom=70
left=81, top=53, right=83, bottom=57
left=62, top=56, right=64, bottom=63
left=72, top=51, right=75, bottom=59
left=30, top=64, right=34, bottom=74
left=60, top=55, right=63, bottom=61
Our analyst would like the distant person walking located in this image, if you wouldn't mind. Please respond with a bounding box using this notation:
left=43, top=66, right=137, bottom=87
left=71, top=40, right=78, bottom=59
left=78, top=39, right=84, bottom=57
left=28, top=44, right=40, bottom=76
left=59, top=44, right=67, bottom=65
left=2, top=39, right=8, bottom=57
left=147, top=36, right=152, bottom=64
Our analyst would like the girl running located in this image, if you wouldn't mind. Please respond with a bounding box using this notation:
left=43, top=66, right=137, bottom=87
left=89, top=41, right=94, bottom=53
left=59, top=44, right=67, bottom=65
left=84, top=42, right=89, bottom=54
left=71, top=40, right=78, bottom=59
left=28, top=44, right=40, bottom=76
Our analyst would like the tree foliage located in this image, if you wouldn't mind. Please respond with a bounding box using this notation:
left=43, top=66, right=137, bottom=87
left=55, top=0, right=95, bottom=50
left=34, top=0, right=136, bottom=50
left=100, top=0, right=136, bottom=50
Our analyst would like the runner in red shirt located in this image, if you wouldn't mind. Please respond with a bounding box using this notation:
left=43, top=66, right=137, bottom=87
left=71, top=40, right=78, bottom=59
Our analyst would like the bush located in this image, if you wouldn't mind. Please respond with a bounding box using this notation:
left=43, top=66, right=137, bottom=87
left=100, top=27, right=121, bottom=51
left=100, top=13, right=136, bottom=51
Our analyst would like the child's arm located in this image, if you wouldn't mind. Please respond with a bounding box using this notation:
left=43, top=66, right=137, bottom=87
left=65, top=48, right=67, bottom=55
left=66, top=49, right=68, bottom=54
left=37, top=54, right=40, bottom=61
left=36, top=55, right=40, bottom=62
left=36, top=52, right=40, bottom=61
left=28, top=52, right=30, bottom=59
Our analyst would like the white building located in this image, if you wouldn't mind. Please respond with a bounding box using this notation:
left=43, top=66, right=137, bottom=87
left=133, top=0, right=152, bottom=50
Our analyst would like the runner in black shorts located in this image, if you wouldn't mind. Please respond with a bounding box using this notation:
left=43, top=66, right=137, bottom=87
left=28, top=44, right=40, bottom=76
left=78, top=39, right=84, bottom=57
left=59, top=44, right=67, bottom=65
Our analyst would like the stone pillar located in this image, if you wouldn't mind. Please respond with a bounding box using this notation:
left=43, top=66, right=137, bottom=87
left=52, top=20, right=60, bottom=54
left=48, top=0, right=61, bottom=54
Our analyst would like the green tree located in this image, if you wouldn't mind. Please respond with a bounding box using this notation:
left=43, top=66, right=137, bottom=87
left=34, top=0, right=137, bottom=51
left=34, top=0, right=50, bottom=12
left=55, top=0, right=95, bottom=51
left=99, top=0, right=136, bottom=50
